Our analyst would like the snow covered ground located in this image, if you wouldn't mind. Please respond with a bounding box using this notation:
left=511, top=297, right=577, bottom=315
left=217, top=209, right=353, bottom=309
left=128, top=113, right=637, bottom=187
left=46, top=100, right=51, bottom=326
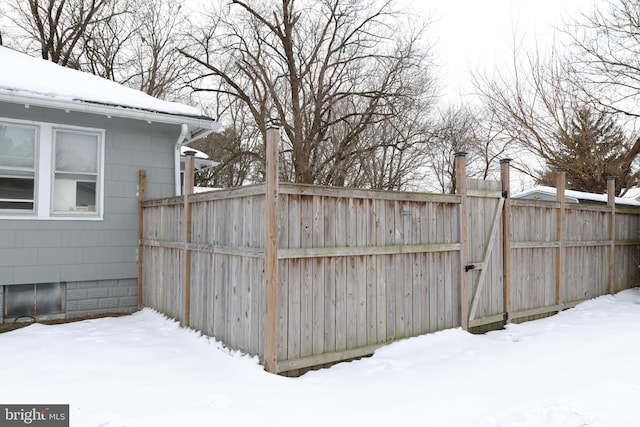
left=3, top=289, right=640, bottom=427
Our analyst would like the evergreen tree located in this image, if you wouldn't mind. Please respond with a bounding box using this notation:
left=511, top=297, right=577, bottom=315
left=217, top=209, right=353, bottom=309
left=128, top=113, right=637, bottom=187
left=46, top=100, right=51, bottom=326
left=537, top=107, right=637, bottom=195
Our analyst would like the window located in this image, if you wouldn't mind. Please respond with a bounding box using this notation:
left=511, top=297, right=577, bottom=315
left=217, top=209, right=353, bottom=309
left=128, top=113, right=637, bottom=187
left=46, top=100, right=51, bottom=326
left=3, top=283, right=65, bottom=320
left=0, top=123, right=37, bottom=211
left=0, top=118, right=103, bottom=219
left=53, top=130, right=99, bottom=213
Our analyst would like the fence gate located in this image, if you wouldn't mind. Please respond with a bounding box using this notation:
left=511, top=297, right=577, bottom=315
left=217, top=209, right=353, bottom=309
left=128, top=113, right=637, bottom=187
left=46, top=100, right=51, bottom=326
left=465, top=178, right=506, bottom=328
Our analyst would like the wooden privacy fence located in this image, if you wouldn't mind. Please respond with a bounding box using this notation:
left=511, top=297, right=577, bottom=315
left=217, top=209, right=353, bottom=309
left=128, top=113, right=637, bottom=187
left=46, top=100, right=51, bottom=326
left=138, top=129, right=640, bottom=374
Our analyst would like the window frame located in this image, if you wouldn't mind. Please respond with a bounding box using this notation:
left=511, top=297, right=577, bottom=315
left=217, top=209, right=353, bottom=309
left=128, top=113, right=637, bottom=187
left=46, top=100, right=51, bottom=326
left=3, top=282, right=66, bottom=321
left=51, top=127, right=102, bottom=216
left=0, top=117, right=105, bottom=220
left=0, top=122, right=38, bottom=214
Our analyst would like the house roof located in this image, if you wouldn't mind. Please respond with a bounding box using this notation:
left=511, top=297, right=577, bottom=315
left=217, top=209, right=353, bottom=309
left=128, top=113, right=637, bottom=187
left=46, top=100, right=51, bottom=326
left=179, top=146, right=209, bottom=160
left=179, top=145, right=218, bottom=170
left=513, top=185, right=640, bottom=207
left=0, top=46, right=217, bottom=131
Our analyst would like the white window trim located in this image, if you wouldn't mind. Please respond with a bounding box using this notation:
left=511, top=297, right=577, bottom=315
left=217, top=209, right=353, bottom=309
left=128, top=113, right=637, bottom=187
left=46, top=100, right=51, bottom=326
left=0, top=117, right=105, bottom=221
left=0, top=122, right=38, bottom=214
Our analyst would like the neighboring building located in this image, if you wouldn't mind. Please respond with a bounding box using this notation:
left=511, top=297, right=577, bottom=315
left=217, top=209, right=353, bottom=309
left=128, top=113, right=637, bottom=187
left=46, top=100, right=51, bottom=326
left=513, top=185, right=640, bottom=206
left=620, top=187, right=640, bottom=204
left=0, top=46, right=218, bottom=322
left=179, top=145, right=218, bottom=194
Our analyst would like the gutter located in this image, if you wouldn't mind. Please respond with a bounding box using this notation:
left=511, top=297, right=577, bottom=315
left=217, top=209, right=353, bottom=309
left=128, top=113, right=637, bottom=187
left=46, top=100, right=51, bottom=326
left=0, top=91, right=216, bottom=130
left=181, top=127, right=218, bottom=146
left=0, top=90, right=221, bottom=196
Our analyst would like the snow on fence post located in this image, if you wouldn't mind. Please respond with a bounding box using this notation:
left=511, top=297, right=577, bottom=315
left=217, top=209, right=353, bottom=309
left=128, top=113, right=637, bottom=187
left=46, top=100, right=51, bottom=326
left=137, top=169, right=146, bottom=309
left=264, top=126, right=280, bottom=374
left=500, top=159, right=512, bottom=323
left=183, top=151, right=196, bottom=327
left=555, top=167, right=567, bottom=309
left=455, top=152, right=469, bottom=330
left=607, top=176, right=617, bottom=294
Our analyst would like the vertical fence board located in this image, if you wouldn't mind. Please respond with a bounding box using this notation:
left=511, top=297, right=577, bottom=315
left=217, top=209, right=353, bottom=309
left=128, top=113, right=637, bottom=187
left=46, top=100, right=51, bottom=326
left=312, top=196, right=325, bottom=355
left=300, top=197, right=314, bottom=359
left=335, top=197, right=347, bottom=352
left=276, top=191, right=289, bottom=364
left=385, top=201, right=396, bottom=341
left=287, top=195, right=301, bottom=361
left=375, top=199, right=387, bottom=343
left=346, top=198, right=358, bottom=349
left=324, top=197, right=336, bottom=353
left=355, top=199, right=368, bottom=348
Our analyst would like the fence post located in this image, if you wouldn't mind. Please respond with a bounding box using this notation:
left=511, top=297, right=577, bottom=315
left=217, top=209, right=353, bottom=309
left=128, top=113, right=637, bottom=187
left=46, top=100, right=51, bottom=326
left=455, top=152, right=469, bottom=330
left=607, top=176, right=617, bottom=294
left=137, top=169, right=146, bottom=308
left=183, top=151, right=196, bottom=327
left=500, top=159, right=511, bottom=323
left=555, top=167, right=566, bottom=310
left=264, top=126, right=280, bottom=374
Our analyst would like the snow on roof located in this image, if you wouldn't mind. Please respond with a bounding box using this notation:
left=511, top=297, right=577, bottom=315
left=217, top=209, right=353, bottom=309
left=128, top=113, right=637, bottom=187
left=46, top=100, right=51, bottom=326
left=513, top=185, right=640, bottom=206
left=179, top=145, right=218, bottom=171
left=621, top=187, right=640, bottom=201
left=0, top=46, right=210, bottom=122
left=193, top=186, right=220, bottom=193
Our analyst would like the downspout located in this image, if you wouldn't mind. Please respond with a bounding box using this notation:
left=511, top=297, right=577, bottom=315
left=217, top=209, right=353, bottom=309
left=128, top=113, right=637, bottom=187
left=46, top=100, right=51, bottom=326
left=175, top=123, right=189, bottom=196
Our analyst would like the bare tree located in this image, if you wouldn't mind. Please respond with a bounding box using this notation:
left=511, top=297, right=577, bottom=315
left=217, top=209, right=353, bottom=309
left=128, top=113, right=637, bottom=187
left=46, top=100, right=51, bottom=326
left=78, top=1, right=137, bottom=81
left=192, top=127, right=261, bottom=188
left=332, top=101, right=432, bottom=190
left=474, top=42, right=638, bottom=195
left=473, top=109, right=515, bottom=181
left=191, top=94, right=264, bottom=188
left=4, top=0, right=191, bottom=100
left=120, top=0, right=190, bottom=99
left=74, top=0, right=191, bottom=99
left=427, top=105, right=478, bottom=193
left=567, top=0, right=640, bottom=119
left=5, top=0, right=124, bottom=67
left=425, top=105, right=512, bottom=193
left=181, top=0, right=436, bottom=187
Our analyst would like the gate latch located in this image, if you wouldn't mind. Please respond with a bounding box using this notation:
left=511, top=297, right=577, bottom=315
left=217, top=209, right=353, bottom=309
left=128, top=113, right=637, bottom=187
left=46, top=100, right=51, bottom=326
left=465, top=264, right=476, bottom=272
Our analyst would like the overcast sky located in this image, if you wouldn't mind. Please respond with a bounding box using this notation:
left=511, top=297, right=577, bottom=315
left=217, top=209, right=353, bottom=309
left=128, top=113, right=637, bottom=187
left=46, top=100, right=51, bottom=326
left=421, top=0, right=594, bottom=102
